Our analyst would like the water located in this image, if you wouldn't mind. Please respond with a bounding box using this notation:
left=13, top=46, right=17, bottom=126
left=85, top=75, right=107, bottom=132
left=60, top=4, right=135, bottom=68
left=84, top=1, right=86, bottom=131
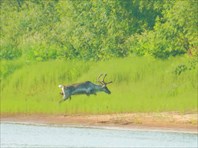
left=1, top=122, right=197, bottom=148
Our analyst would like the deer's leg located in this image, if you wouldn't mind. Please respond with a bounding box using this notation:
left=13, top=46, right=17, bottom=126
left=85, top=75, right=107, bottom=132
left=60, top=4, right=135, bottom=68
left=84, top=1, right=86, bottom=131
left=59, top=99, right=65, bottom=104
left=59, top=99, right=68, bottom=103
left=85, top=88, right=92, bottom=96
left=59, top=95, right=70, bottom=103
left=58, top=100, right=65, bottom=104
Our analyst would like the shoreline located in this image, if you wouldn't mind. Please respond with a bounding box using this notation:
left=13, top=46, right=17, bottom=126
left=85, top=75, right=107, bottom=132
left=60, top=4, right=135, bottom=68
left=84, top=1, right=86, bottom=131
left=1, top=112, right=197, bottom=133
left=2, top=121, right=197, bottom=134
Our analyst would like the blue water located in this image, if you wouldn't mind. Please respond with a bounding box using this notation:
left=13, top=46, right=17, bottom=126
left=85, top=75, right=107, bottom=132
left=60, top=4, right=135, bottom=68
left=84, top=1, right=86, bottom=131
left=1, top=122, right=197, bottom=147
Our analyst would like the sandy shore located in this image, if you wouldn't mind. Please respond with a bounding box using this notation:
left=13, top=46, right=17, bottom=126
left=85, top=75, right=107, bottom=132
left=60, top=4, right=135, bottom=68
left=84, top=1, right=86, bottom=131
left=1, top=112, right=197, bottom=132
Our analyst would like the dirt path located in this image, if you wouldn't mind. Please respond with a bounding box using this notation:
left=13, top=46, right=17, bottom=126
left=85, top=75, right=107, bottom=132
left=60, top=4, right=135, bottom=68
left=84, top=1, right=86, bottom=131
left=1, top=112, right=197, bottom=132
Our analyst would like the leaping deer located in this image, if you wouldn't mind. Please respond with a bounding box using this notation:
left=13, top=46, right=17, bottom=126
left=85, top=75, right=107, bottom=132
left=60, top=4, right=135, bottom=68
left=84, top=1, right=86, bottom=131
left=58, top=74, right=112, bottom=103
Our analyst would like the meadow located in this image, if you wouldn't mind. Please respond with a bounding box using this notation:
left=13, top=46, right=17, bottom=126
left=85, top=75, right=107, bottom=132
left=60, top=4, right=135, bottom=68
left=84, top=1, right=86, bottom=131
left=1, top=56, right=197, bottom=115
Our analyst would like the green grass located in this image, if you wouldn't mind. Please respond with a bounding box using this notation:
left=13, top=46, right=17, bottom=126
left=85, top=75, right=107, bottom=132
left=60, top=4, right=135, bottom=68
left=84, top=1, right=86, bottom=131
left=1, top=56, right=197, bottom=115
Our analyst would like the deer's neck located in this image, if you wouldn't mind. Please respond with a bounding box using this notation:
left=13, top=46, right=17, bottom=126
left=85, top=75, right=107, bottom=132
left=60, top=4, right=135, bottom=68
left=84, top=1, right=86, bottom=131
left=94, top=84, right=104, bottom=91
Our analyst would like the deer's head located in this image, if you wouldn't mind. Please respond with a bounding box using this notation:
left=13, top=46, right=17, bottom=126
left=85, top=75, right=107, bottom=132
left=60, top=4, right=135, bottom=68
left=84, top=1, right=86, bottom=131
left=97, top=73, right=112, bottom=94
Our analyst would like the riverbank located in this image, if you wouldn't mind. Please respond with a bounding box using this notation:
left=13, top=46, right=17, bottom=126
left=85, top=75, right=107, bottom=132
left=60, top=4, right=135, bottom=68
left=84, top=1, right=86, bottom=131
left=1, top=112, right=197, bottom=133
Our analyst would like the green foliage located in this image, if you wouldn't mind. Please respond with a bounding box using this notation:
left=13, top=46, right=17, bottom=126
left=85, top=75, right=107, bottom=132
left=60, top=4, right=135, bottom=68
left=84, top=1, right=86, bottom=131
left=174, top=57, right=198, bottom=75
left=1, top=0, right=197, bottom=116
left=56, top=0, right=132, bottom=60
left=0, top=59, right=23, bottom=81
left=1, top=57, right=197, bottom=114
left=0, top=45, right=22, bottom=60
left=1, top=0, right=196, bottom=61
left=174, top=64, right=188, bottom=75
left=126, top=0, right=198, bottom=59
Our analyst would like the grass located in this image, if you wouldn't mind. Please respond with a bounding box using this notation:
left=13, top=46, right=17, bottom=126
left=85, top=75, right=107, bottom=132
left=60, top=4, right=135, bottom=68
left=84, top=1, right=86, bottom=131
left=1, top=56, right=197, bottom=115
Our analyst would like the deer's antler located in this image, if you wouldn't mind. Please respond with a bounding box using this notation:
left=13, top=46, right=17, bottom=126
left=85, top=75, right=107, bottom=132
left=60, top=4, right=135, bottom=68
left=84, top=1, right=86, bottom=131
left=97, top=73, right=112, bottom=86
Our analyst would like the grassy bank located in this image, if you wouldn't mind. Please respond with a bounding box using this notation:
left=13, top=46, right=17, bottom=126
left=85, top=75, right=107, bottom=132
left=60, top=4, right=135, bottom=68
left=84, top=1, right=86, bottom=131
left=1, top=57, right=197, bottom=115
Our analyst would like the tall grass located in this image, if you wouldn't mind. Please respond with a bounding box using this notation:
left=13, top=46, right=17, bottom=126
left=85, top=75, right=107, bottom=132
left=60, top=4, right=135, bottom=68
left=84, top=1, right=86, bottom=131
left=1, top=57, right=197, bottom=115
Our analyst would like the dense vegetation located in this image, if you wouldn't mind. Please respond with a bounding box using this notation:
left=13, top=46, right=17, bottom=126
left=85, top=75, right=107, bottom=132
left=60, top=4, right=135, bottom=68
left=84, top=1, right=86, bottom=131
left=1, top=57, right=197, bottom=114
left=1, top=0, right=197, bottom=61
left=0, top=0, right=197, bottom=114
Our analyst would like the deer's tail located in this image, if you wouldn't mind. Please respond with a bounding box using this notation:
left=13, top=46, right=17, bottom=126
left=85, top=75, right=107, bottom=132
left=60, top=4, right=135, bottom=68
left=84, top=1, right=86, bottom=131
left=58, top=84, right=63, bottom=88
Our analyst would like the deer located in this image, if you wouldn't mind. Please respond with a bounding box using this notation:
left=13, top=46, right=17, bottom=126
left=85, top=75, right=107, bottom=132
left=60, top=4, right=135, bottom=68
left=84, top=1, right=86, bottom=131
left=58, top=74, right=112, bottom=103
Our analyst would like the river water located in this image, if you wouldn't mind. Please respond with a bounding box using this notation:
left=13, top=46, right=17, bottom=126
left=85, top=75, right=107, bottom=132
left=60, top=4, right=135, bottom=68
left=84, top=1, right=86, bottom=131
left=1, top=122, right=197, bottom=147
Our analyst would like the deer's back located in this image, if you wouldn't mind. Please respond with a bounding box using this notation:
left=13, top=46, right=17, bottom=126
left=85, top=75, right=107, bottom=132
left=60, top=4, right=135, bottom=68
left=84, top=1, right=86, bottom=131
left=65, top=81, right=96, bottom=95
left=66, top=81, right=94, bottom=88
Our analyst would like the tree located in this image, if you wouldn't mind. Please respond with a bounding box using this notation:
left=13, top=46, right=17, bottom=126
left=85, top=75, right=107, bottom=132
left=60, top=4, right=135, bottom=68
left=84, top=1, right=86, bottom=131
left=125, top=0, right=198, bottom=59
